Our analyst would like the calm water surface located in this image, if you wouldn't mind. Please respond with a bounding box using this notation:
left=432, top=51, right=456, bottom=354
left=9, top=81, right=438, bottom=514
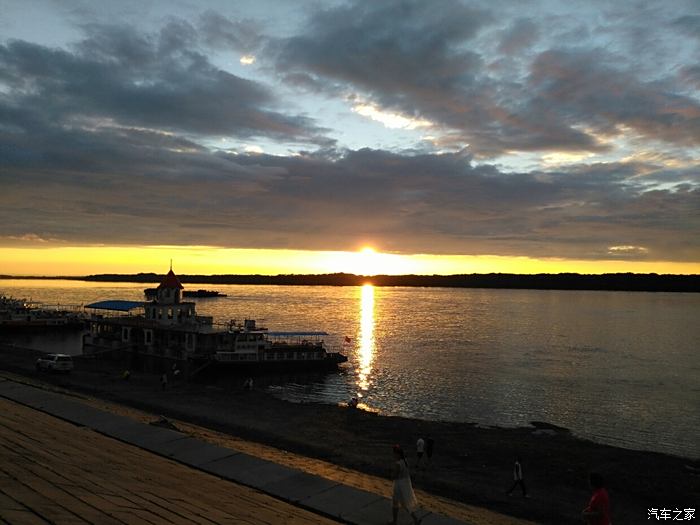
left=2, top=279, right=699, bottom=458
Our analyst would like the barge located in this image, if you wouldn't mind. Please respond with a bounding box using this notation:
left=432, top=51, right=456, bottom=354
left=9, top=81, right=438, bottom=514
left=144, top=288, right=227, bottom=299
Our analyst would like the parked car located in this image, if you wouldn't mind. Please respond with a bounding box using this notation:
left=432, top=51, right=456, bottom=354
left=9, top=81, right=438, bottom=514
left=35, top=353, right=74, bottom=373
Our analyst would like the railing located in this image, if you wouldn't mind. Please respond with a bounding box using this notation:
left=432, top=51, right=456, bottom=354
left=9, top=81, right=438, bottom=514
left=214, top=352, right=259, bottom=362
left=83, top=336, right=133, bottom=350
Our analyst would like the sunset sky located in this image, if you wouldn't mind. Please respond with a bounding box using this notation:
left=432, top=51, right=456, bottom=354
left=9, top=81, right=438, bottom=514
left=1, top=0, right=699, bottom=276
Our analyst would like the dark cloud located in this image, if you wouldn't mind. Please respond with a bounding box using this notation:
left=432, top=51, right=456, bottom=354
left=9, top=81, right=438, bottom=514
left=272, top=1, right=700, bottom=156
left=679, top=65, right=700, bottom=89
left=1, top=115, right=697, bottom=261
left=498, top=18, right=539, bottom=55
left=528, top=49, right=700, bottom=147
left=198, top=10, right=263, bottom=53
left=0, top=23, right=330, bottom=144
left=270, top=1, right=611, bottom=156
left=672, top=15, right=700, bottom=38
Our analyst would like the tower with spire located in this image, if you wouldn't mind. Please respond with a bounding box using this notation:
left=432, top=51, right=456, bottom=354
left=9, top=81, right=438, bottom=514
left=156, top=262, right=183, bottom=304
left=144, top=264, right=195, bottom=326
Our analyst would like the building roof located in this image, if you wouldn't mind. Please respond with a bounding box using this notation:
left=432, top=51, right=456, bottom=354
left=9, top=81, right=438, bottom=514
left=85, top=300, right=144, bottom=312
left=157, top=269, right=184, bottom=290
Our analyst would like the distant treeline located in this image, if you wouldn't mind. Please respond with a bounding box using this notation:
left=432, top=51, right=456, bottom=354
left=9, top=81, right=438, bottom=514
left=3, top=272, right=698, bottom=292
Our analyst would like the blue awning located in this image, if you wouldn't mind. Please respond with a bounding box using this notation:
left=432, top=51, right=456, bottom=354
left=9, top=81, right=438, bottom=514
left=85, top=300, right=144, bottom=312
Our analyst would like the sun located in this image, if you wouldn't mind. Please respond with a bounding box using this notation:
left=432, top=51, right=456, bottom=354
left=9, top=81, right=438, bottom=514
left=355, top=247, right=378, bottom=276
left=315, top=246, right=425, bottom=275
left=352, top=246, right=403, bottom=276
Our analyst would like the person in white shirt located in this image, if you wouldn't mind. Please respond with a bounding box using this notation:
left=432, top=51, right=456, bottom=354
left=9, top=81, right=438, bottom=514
left=390, top=445, right=422, bottom=525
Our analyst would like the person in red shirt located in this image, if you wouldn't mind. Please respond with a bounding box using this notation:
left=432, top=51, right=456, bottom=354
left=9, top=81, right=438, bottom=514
left=582, top=472, right=611, bottom=525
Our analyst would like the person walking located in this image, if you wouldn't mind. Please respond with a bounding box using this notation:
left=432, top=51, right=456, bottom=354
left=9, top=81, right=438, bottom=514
left=390, top=445, right=422, bottom=525
left=425, top=436, right=434, bottom=465
left=506, top=456, right=528, bottom=497
left=160, top=372, right=168, bottom=391
left=582, top=472, right=611, bottom=525
left=416, top=437, right=425, bottom=469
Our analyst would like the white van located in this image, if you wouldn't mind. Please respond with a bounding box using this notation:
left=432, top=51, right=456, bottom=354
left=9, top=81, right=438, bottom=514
left=35, top=354, right=74, bottom=373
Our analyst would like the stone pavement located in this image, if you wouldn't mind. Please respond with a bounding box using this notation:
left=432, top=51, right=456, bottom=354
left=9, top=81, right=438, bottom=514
left=0, top=378, right=469, bottom=525
left=0, top=397, right=335, bottom=524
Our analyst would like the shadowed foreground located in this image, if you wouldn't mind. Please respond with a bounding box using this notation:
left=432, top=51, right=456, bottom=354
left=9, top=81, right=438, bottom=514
left=0, top=397, right=338, bottom=524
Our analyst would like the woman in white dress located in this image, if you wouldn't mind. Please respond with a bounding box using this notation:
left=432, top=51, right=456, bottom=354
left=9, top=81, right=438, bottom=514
left=390, top=445, right=421, bottom=525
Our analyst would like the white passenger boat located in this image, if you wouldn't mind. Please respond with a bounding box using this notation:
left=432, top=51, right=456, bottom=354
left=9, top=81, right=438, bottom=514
left=82, top=268, right=347, bottom=375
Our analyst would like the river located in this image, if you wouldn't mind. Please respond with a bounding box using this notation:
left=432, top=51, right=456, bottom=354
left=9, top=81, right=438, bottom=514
left=1, top=279, right=698, bottom=458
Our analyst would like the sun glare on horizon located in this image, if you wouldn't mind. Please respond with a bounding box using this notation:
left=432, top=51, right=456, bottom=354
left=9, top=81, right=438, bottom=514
left=345, top=246, right=418, bottom=277
left=0, top=245, right=698, bottom=277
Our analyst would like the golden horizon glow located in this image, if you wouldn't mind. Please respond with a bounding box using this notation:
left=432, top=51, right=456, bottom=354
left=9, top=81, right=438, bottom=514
left=0, top=245, right=698, bottom=276
left=356, top=284, right=375, bottom=398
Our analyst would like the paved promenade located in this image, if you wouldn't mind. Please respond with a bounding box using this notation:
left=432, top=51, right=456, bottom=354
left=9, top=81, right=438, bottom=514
left=0, top=396, right=337, bottom=524
left=0, top=378, right=466, bottom=525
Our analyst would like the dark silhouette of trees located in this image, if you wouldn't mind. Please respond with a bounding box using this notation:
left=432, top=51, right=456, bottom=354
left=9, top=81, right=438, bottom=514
left=3, top=272, right=697, bottom=292
left=72, top=272, right=700, bottom=292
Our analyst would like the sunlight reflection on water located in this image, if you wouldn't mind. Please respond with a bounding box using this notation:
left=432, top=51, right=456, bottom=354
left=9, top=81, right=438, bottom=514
left=356, top=284, right=375, bottom=398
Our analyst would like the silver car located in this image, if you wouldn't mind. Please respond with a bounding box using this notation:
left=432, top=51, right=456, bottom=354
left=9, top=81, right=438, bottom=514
left=36, top=353, right=74, bottom=373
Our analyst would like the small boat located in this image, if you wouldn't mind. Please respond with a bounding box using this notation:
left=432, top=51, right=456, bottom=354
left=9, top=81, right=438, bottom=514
left=144, top=288, right=226, bottom=299
left=182, top=289, right=227, bottom=298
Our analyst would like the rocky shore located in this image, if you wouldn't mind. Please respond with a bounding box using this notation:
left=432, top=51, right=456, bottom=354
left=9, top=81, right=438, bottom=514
left=1, top=343, right=697, bottom=525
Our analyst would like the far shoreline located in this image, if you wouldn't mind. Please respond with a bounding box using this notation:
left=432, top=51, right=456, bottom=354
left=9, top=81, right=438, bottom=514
left=1, top=271, right=699, bottom=292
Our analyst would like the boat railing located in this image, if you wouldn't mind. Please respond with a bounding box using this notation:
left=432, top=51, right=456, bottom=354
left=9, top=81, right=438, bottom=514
left=214, top=352, right=259, bottom=362
left=35, top=303, right=85, bottom=312
left=220, top=319, right=269, bottom=332
left=83, top=335, right=133, bottom=352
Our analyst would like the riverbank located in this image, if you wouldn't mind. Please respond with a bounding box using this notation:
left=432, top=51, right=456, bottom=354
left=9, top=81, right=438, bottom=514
left=1, top=343, right=698, bottom=525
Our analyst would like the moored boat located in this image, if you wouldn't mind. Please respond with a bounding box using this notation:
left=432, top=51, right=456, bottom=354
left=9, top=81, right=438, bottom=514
left=183, top=289, right=227, bottom=298
left=0, top=295, right=86, bottom=330
left=144, top=288, right=227, bottom=299
left=84, top=268, right=347, bottom=375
